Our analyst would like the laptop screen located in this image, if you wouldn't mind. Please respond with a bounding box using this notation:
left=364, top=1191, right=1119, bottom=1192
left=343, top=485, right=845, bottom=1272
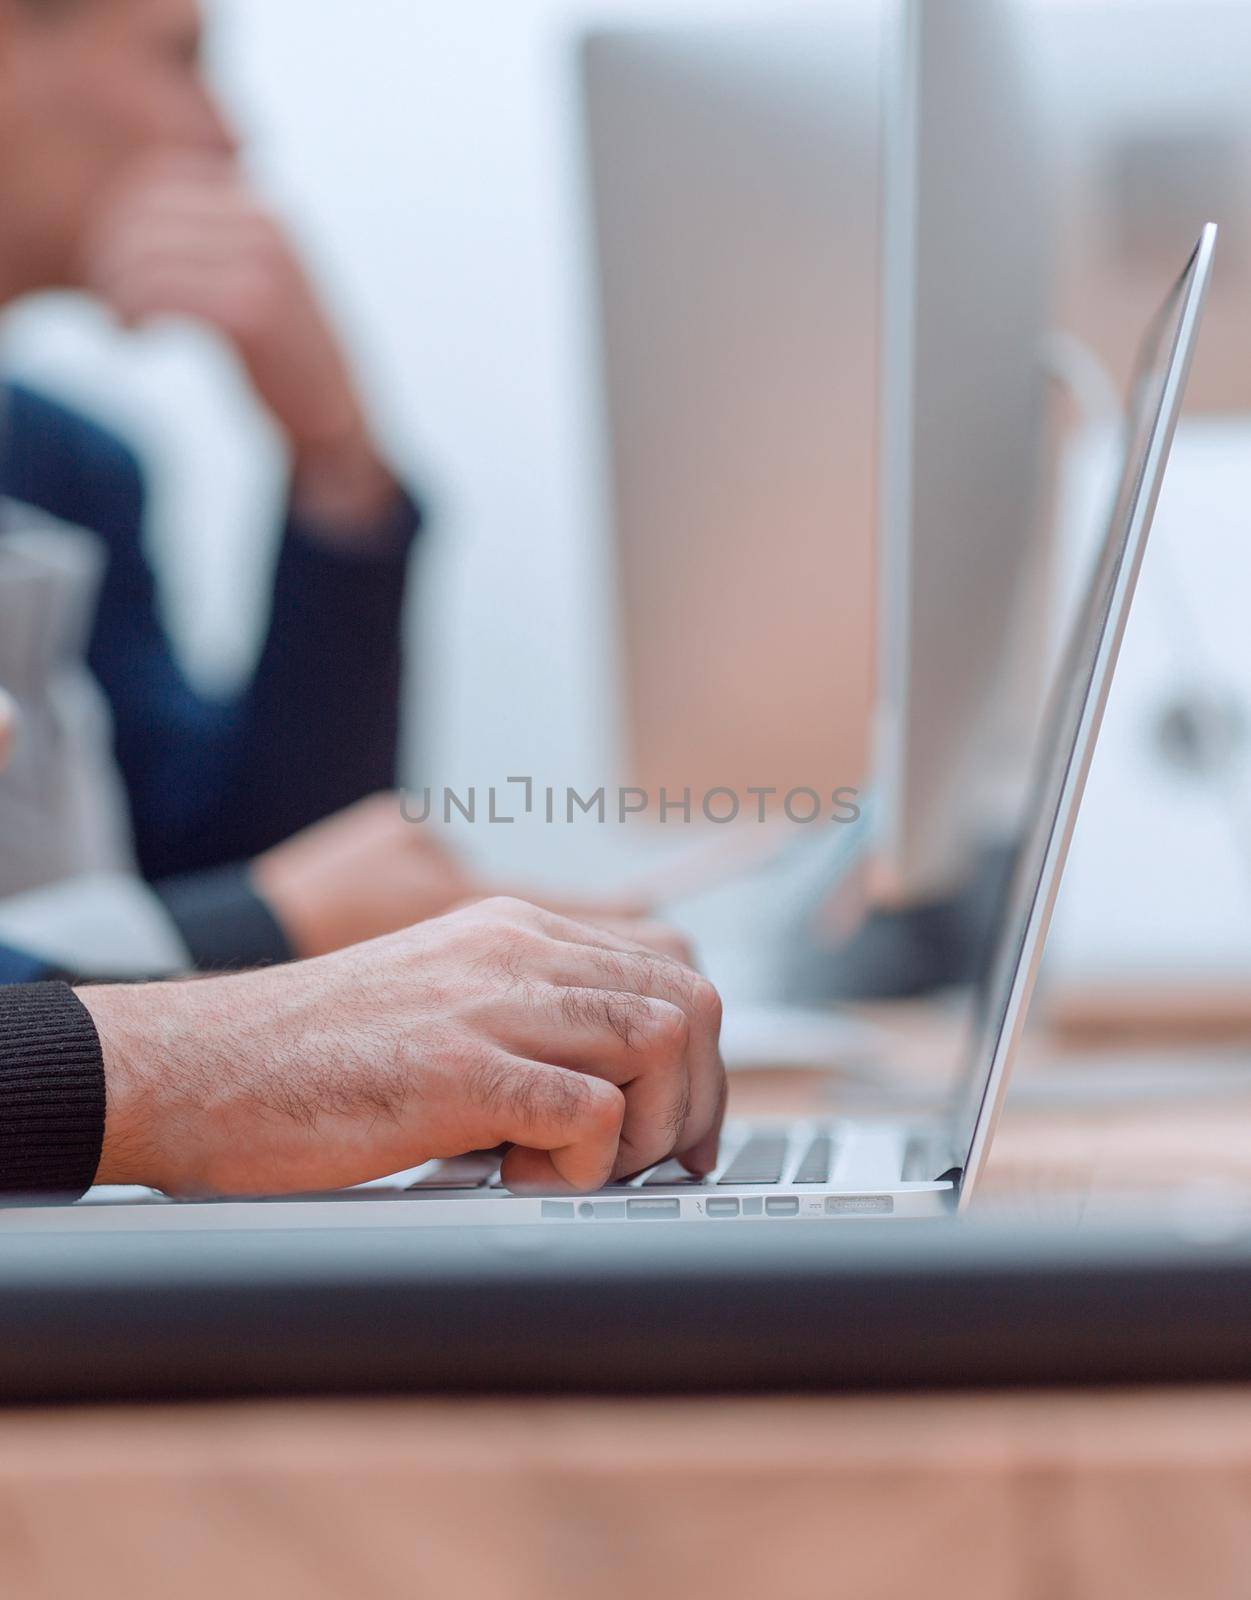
left=951, top=228, right=1216, bottom=1188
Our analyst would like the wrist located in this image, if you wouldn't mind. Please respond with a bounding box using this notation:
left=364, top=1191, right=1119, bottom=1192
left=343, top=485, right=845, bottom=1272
left=79, top=983, right=172, bottom=1191
left=248, top=853, right=323, bottom=961
left=154, top=865, right=293, bottom=972
left=289, top=418, right=400, bottom=537
left=82, top=975, right=289, bottom=1197
left=81, top=978, right=259, bottom=1195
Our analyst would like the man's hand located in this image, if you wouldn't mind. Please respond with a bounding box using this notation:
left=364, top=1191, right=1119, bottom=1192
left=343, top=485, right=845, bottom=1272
left=251, top=794, right=479, bottom=960
left=250, top=793, right=671, bottom=961
left=82, top=898, right=726, bottom=1199
left=85, top=153, right=397, bottom=533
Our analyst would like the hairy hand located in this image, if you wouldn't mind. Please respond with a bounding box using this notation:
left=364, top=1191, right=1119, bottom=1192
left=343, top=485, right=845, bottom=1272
left=83, top=898, right=726, bottom=1199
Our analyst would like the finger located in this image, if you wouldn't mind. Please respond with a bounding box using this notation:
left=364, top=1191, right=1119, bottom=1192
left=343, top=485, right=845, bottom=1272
left=96, top=263, right=272, bottom=335
left=461, top=1054, right=624, bottom=1193
left=680, top=1070, right=729, bottom=1177
left=92, top=242, right=274, bottom=304
left=495, top=986, right=694, bottom=1180
left=495, top=899, right=682, bottom=961
left=602, top=995, right=691, bottom=1180
left=96, top=168, right=265, bottom=234
left=518, top=893, right=657, bottom=924
left=545, top=943, right=725, bottom=1173
left=467, top=901, right=725, bottom=1171
left=489, top=902, right=705, bottom=1016
left=567, top=917, right=694, bottom=965
left=106, top=148, right=241, bottom=191
left=499, top=1144, right=599, bottom=1195
left=88, top=215, right=274, bottom=296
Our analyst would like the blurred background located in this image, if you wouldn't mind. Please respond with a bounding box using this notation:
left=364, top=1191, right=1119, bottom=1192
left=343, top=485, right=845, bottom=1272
left=5, top=0, right=1251, bottom=1011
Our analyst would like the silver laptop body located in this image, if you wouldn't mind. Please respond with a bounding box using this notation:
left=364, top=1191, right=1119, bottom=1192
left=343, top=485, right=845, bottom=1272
left=52, top=229, right=1214, bottom=1237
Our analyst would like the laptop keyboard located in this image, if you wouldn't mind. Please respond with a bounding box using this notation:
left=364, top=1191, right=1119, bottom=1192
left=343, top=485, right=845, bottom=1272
left=792, top=1134, right=836, bottom=1185
left=404, top=1125, right=840, bottom=1195
left=716, top=1134, right=790, bottom=1185
left=405, top=1152, right=504, bottom=1190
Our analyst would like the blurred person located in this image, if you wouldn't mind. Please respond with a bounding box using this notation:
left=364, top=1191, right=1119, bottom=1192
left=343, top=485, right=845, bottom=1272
left=0, top=0, right=637, bottom=979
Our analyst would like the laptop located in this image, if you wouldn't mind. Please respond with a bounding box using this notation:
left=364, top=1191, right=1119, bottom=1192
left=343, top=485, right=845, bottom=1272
left=61, top=228, right=1214, bottom=1236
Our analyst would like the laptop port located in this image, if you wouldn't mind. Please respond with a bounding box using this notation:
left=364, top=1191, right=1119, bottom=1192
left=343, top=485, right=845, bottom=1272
left=826, top=1195, right=894, bottom=1215
left=706, top=1198, right=740, bottom=1218
left=627, top=1197, right=681, bottom=1219
left=765, top=1196, right=800, bottom=1217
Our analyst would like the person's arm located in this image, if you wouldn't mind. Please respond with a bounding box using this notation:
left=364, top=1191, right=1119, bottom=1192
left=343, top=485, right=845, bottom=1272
left=0, top=983, right=104, bottom=1196
left=2, top=382, right=419, bottom=885
left=1, top=384, right=239, bottom=879
left=81, top=899, right=725, bottom=1198
left=150, top=867, right=292, bottom=972
left=210, top=485, right=419, bottom=867
left=0, top=901, right=723, bottom=1199
left=0, top=868, right=288, bottom=985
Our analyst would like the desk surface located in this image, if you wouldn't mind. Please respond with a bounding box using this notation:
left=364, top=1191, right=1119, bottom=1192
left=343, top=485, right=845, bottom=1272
left=5, top=1388, right=1251, bottom=1600
left=8, top=1003, right=1251, bottom=1599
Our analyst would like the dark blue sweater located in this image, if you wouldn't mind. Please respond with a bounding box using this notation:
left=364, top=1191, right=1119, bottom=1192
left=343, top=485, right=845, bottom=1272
left=0, top=383, right=420, bottom=980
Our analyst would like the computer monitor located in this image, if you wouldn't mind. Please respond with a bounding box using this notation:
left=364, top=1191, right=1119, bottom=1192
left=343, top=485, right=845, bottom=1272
left=581, top=2, right=1054, bottom=938
left=579, top=9, right=883, bottom=804
left=872, top=0, right=1054, bottom=905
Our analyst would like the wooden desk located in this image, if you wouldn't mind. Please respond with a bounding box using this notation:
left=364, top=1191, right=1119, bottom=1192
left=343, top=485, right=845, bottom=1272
left=5, top=1389, right=1251, bottom=1600
left=6, top=1011, right=1251, bottom=1600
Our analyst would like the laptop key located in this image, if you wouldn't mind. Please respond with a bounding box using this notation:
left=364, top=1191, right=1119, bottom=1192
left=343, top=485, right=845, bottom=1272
left=793, top=1135, right=835, bottom=1185
left=717, top=1134, right=789, bottom=1185
left=407, top=1153, right=501, bottom=1190
left=641, top=1161, right=704, bottom=1187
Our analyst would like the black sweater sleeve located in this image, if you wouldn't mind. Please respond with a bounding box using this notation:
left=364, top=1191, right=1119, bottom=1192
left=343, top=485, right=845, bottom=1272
left=0, top=985, right=105, bottom=1198
left=2, top=384, right=421, bottom=883
left=153, top=864, right=292, bottom=971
